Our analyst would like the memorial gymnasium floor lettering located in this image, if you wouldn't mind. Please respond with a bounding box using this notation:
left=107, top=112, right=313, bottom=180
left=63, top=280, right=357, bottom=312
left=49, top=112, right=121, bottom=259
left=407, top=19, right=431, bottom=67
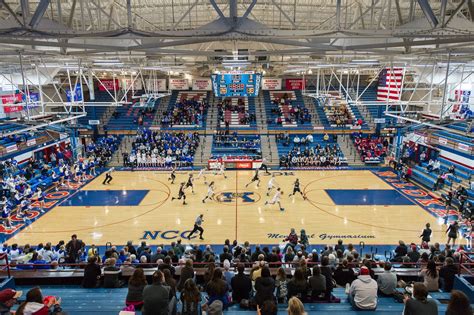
left=2, top=169, right=465, bottom=247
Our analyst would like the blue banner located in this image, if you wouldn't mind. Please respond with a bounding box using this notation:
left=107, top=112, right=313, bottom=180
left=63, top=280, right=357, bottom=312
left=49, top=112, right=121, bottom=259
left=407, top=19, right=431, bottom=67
left=66, top=84, right=83, bottom=102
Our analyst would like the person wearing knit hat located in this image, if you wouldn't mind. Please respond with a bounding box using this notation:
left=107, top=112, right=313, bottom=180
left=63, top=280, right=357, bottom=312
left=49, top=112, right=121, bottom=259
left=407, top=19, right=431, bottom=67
left=348, top=266, right=378, bottom=310
left=0, top=288, right=22, bottom=313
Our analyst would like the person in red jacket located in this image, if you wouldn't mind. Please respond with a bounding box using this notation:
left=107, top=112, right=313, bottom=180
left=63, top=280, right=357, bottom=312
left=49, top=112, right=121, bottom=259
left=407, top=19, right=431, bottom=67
left=16, top=287, right=62, bottom=315
left=283, top=228, right=299, bottom=253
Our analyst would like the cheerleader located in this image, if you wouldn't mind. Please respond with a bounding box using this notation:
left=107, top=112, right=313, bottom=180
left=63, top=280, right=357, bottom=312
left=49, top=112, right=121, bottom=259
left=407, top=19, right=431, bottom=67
left=137, top=153, right=143, bottom=167
left=64, top=166, right=71, bottom=187
left=265, top=187, right=284, bottom=211
left=51, top=170, right=59, bottom=191
left=81, top=160, right=88, bottom=181
left=202, top=181, right=215, bottom=203
left=23, top=185, right=33, bottom=200
left=18, top=198, right=29, bottom=221
left=151, top=153, right=157, bottom=167
left=35, top=187, right=45, bottom=213
left=89, top=158, right=97, bottom=176
left=0, top=197, right=10, bottom=228
left=75, top=163, right=82, bottom=184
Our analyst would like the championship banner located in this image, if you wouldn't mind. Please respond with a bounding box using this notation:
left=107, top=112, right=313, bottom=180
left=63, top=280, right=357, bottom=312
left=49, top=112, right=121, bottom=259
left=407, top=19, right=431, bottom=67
left=169, top=78, right=189, bottom=90
left=285, top=78, right=305, bottom=90
left=5, top=144, right=17, bottom=153
left=122, top=79, right=143, bottom=91
left=97, top=79, right=120, bottom=92
left=262, top=78, right=282, bottom=90
left=458, top=143, right=470, bottom=152
left=26, top=139, right=37, bottom=147
left=1, top=93, right=23, bottom=113
left=146, top=79, right=167, bottom=91
left=192, top=78, right=212, bottom=91
left=66, top=84, right=83, bottom=102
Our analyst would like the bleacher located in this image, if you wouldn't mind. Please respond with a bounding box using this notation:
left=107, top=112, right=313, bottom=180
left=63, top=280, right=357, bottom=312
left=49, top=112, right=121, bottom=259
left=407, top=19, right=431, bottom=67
left=263, top=90, right=312, bottom=130
left=106, top=98, right=160, bottom=130
left=77, top=90, right=112, bottom=127
left=447, top=121, right=473, bottom=133
left=217, top=97, right=256, bottom=129
left=211, top=134, right=261, bottom=159
left=161, top=90, right=209, bottom=129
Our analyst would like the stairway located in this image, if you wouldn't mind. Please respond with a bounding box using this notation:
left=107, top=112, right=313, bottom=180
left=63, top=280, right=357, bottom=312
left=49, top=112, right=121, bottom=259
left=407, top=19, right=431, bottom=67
left=151, top=95, right=171, bottom=126
left=97, top=106, right=117, bottom=134
left=303, top=95, right=321, bottom=126
left=108, top=135, right=134, bottom=167
left=254, top=94, right=268, bottom=133
left=337, top=134, right=365, bottom=166
left=193, top=135, right=213, bottom=167
left=206, top=94, right=219, bottom=130
left=260, top=134, right=279, bottom=166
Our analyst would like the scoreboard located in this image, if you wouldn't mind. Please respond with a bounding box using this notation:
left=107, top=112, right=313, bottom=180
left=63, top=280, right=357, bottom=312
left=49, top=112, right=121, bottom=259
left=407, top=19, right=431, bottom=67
left=211, top=72, right=262, bottom=97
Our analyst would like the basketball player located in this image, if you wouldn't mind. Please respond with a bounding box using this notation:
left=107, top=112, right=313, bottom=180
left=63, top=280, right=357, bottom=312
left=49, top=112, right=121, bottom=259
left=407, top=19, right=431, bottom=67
left=265, top=187, right=284, bottom=211
left=266, top=174, right=279, bottom=196
left=196, top=167, right=207, bottom=183
left=187, top=214, right=204, bottom=240
left=171, top=182, right=187, bottom=205
left=217, top=162, right=227, bottom=179
left=202, top=181, right=215, bottom=203
left=185, top=174, right=195, bottom=194
left=168, top=166, right=176, bottom=184
left=245, top=169, right=261, bottom=188
left=102, top=167, right=114, bottom=185
left=289, top=178, right=306, bottom=199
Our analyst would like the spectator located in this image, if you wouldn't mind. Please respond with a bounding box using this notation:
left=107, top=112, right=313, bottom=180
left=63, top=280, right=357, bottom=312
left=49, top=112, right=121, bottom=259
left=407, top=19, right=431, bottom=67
left=348, top=266, right=377, bottom=311
left=333, top=259, right=355, bottom=287
left=16, top=287, right=61, bottom=315
left=205, top=268, right=228, bottom=308
left=309, top=266, right=326, bottom=300
left=287, top=297, right=306, bottom=315
left=163, top=268, right=177, bottom=298
left=377, top=263, right=397, bottom=296
left=439, top=257, right=458, bottom=292
left=258, top=300, right=277, bottom=315
left=255, top=266, right=275, bottom=307
left=180, top=279, right=201, bottom=315
left=142, top=271, right=172, bottom=315
left=420, top=260, right=439, bottom=292
left=0, top=289, right=22, bottom=314
left=283, top=228, right=298, bottom=252
left=403, top=282, right=438, bottom=315
left=275, top=267, right=288, bottom=303
left=82, top=256, right=101, bottom=288
left=126, top=268, right=147, bottom=310
left=177, top=259, right=195, bottom=292
left=65, top=234, right=84, bottom=263
left=231, top=263, right=252, bottom=303
left=446, top=290, right=472, bottom=315
left=320, top=256, right=334, bottom=301
left=103, top=258, right=123, bottom=288
left=287, top=268, right=309, bottom=301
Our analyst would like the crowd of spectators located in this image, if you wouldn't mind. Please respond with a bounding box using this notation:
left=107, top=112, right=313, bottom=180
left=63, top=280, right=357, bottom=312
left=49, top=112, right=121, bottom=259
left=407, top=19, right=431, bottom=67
left=217, top=98, right=256, bottom=126
left=277, top=134, right=345, bottom=168
left=270, top=94, right=311, bottom=125
left=1, top=232, right=472, bottom=314
left=85, top=135, right=120, bottom=167
left=161, top=98, right=208, bottom=127
left=352, top=133, right=388, bottom=162
left=213, top=132, right=260, bottom=153
left=128, top=129, right=199, bottom=168
left=324, top=103, right=354, bottom=127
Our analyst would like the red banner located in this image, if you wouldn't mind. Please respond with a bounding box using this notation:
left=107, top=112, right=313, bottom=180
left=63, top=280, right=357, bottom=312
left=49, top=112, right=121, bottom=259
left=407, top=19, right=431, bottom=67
left=1, top=93, right=23, bottom=113
left=285, top=78, right=305, bottom=90
left=97, top=79, right=120, bottom=91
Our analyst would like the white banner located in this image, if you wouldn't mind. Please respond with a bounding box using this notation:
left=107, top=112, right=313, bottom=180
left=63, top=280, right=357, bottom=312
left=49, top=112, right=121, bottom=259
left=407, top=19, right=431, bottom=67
left=5, top=144, right=17, bottom=153
left=169, top=78, right=189, bottom=90
left=458, top=143, right=470, bottom=152
left=26, top=139, right=36, bottom=147
left=261, top=78, right=282, bottom=90
left=122, top=78, right=143, bottom=91
left=438, top=137, right=447, bottom=145
left=146, top=79, right=167, bottom=91
left=192, top=78, right=212, bottom=91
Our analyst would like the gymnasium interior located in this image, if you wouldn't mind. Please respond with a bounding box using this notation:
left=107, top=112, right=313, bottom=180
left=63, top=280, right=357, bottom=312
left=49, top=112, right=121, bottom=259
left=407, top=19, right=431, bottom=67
left=0, top=0, right=472, bottom=314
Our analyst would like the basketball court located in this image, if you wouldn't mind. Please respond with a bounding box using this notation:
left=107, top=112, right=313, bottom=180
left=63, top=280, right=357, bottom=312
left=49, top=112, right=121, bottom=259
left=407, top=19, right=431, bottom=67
left=5, top=169, right=448, bottom=246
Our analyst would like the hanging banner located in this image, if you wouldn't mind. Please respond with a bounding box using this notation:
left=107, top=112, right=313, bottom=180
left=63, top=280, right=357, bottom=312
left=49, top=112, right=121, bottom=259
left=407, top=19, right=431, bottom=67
left=25, top=92, right=40, bottom=103
left=26, top=139, right=37, bottom=147
left=169, top=78, right=189, bottom=90
left=122, top=79, right=143, bottom=91
left=146, top=79, right=167, bottom=91
left=97, top=79, right=120, bottom=92
left=192, top=78, right=212, bottom=91
left=261, top=78, right=282, bottom=90
left=66, top=84, right=83, bottom=102
left=285, top=78, right=305, bottom=90
left=438, top=137, right=447, bottom=145
left=1, top=93, right=23, bottom=113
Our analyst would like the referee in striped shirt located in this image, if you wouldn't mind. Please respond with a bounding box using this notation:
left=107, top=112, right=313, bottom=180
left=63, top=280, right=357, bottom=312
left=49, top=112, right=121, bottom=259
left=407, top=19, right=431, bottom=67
left=187, top=214, right=204, bottom=240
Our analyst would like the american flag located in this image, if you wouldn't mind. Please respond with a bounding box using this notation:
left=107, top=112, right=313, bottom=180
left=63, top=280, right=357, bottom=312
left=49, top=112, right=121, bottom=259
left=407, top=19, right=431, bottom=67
left=377, top=67, right=404, bottom=101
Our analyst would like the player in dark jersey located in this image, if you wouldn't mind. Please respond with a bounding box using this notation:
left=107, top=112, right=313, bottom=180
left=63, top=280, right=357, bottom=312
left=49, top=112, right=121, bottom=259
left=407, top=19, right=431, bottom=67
left=171, top=182, right=187, bottom=205
left=245, top=169, right=260, bottom=188
left=168, top=169, right=176, bottom=184
left=185, top=174, right=195, bottom=194
left=288, top=178, right=306, bottom=199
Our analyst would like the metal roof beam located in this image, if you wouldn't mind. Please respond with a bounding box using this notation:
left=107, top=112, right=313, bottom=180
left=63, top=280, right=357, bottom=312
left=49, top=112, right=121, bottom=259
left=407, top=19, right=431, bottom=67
left=29, top=0, right=51, bottom=29
left=417, top=0, right=438, bottom=28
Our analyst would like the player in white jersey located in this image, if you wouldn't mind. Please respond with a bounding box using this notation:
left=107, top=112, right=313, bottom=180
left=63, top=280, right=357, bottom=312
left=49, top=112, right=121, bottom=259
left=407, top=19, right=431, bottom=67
left=202, top=181, right=215, bottom=203
left=196, top=168, right=207, bottom=183
left=266, top=174, right=279, bottom=196
left=265, top=187, right=284, bottom=211
left=217, top=163, right=227, bottom=179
